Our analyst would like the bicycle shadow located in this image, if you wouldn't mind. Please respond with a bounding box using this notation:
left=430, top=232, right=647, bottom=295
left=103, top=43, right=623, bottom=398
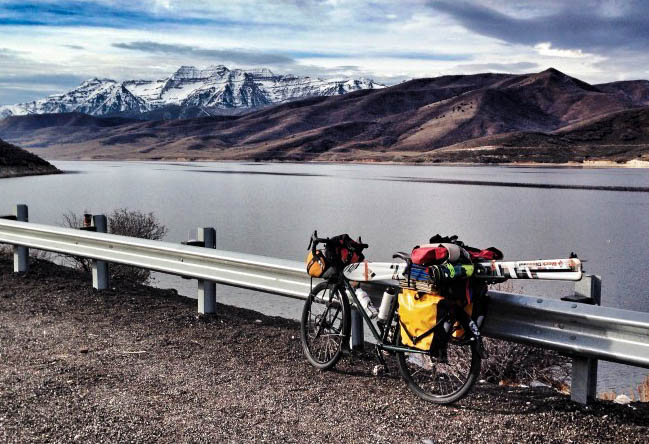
left=327, top=349, right=403, bottom=379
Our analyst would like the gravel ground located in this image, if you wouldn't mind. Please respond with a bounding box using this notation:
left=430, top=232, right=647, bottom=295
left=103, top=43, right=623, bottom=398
left=1, top=256, right=648, bottom=443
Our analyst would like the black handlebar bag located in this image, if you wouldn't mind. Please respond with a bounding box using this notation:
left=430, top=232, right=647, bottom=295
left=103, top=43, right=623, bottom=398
left=325, top=234, right=366, bottom=270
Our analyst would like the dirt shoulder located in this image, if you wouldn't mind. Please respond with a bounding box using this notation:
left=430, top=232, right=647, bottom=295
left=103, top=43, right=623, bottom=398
left=1, top=256, right=647, bottom=443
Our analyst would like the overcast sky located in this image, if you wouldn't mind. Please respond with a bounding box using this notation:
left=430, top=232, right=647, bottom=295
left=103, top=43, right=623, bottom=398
left=1, top=0, right=648, bottom=105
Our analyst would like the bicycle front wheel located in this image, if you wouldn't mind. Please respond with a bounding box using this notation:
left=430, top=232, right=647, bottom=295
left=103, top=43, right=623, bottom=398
left=396, top=330, right=481, bottom=404
left=300, top=281, right=351, bottom=370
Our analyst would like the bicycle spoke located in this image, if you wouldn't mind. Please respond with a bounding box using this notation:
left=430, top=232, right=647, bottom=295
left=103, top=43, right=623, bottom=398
left=399, top=336, right=479, bottom=402
left=301, top=283, right=348, bottom=369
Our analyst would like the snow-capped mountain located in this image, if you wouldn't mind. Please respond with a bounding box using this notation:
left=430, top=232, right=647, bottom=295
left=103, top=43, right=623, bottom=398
left=1, top=65, right=384, bottom=119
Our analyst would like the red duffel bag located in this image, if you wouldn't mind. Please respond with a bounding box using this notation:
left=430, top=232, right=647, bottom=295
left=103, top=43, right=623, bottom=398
left=411, top=244, right=449, bottom=265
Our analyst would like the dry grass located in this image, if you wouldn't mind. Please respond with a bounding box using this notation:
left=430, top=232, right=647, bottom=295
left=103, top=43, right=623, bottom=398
left=598, top=374, right=649, bottom=402
left=639, top=373, right=649, bottom=401
left=599, top=391, right=617, bottom=401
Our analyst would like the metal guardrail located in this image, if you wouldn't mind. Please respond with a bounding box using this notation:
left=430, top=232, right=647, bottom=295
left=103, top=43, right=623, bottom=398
left=483, top=291, right=649, bottom=370
left=2, top=215, right=649, bottom=403
left=0, top=218, right=312, bottom=299
left=2, top=217, right=649, bottom=366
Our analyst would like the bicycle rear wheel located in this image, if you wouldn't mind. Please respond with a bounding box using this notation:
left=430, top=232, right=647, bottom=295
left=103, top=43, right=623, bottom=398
left=396, top=329, right=481, bottom=404
left=300, top=281, right=350, bottom=370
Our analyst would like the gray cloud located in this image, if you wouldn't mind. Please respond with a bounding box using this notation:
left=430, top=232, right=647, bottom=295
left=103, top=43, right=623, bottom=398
left=112, top=41, right=297, bottom=65
left=0, top=47, right=23, bottom=58
left=428, top=1, right=649, bottom=52
left=63, top=44, right=84, bottom=50
left=456, top=62, right=539, bottom=73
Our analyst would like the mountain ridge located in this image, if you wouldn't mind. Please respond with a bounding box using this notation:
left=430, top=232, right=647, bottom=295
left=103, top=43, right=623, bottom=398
left=2, top=68, right=648, bottom=164
left=0, top=65, right=384, bottom=120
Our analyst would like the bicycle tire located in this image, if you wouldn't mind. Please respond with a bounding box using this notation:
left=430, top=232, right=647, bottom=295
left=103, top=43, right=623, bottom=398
left=396, top=328, right=481, bottom=404
left=300, top=281, right=351, bottom=370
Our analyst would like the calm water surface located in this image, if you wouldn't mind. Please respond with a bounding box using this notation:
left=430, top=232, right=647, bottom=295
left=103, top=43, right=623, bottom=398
left=2, top=161, right=648, bottom=393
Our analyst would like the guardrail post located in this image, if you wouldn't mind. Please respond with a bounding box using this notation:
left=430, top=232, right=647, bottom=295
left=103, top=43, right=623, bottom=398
left=13, top=204, right=29, bottom=273
left=350, top=309, right=364, bottom=350
left=569, top=274, right=601, bottom=404
left=197, top=227, right=216, bottom=314
left=91, top=215, right=109, bottom=290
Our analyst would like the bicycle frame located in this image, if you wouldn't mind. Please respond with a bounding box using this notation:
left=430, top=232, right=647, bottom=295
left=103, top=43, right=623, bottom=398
left=332, top=274, right=480, bottom=357
left=338, top=276, right=431, bottom=355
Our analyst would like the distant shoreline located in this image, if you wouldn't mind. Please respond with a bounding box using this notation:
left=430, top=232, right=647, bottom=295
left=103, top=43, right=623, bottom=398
left=0, top=168, right=64, bottom=179
left=37, top=156, right=649, bottom=169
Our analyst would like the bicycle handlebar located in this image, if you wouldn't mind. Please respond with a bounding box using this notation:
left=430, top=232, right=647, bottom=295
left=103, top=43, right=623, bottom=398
left=307, top=230, right=369, bottom=250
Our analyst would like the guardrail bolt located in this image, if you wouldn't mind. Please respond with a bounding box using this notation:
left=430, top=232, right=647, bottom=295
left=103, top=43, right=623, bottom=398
left=91, top=215, right=109, bottom=290
left=569, top=274, right=602, bottom=405
left=13, top=204, right=29, bottom=273
left=197, top=227, right=216, bottom=314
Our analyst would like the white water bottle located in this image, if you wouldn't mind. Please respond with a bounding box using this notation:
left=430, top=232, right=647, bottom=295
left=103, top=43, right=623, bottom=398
left=355, top=287, right=378, bottom=319
left=377, top=287, right=396, bottom=322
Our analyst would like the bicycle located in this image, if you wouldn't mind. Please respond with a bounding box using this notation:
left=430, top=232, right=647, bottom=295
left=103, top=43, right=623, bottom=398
left=300, top=231, right=487, bottom=404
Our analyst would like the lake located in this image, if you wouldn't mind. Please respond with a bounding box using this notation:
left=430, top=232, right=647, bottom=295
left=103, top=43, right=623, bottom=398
left=2, top=160, right=648, bottom=394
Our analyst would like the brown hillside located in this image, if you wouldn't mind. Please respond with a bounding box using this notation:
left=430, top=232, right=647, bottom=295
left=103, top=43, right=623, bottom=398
left=595, top=80, right=649, bottom=107
left=493, top=68, right=629, bottom=123
left=0, top=138, right=60, bottom=178
left=435, top=107, right=649, bottom=164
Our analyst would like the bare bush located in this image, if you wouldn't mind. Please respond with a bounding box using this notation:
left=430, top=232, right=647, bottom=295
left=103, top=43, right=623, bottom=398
left=29, top=248, right=54, bottom=261
left=108, top=209, right=167, bottom=284
left=481, top=338, right=570, bottom=389
left=60, top=211, right=92, bottom=272
left=61, top=209, right=167, bottom=284
left=0, top=244, right=52, bottom=261
left=480, top=280, right=571, bottom=388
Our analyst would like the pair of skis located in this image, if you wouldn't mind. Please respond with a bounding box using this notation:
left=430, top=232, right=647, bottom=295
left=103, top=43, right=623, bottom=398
left=343, top=257, right=583, bottom=283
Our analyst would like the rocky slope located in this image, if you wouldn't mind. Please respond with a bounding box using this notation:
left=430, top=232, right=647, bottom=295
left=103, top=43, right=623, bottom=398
left=434, top=106, right=649, bottom=164
left=1, top=68, right=648, bottom=164
left=0, top=138, right=60, bottom=178
left=0, top=65, right=384, bottom=120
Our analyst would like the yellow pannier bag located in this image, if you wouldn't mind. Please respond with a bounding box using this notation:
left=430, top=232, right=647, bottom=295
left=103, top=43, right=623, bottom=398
left=398, top=288, right=444, bottom=351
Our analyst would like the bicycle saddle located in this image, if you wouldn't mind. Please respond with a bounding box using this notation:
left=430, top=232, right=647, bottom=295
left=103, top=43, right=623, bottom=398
left=392, top=251, right=411, bottom=262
